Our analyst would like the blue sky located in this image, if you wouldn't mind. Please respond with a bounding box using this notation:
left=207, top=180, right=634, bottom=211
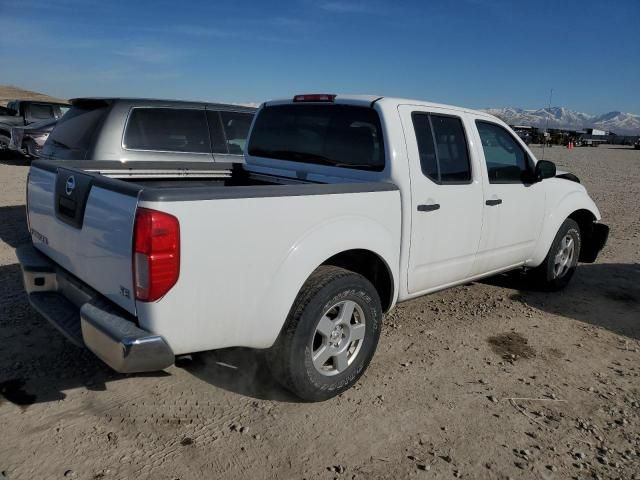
left=1, top=0, right=639, bottom=113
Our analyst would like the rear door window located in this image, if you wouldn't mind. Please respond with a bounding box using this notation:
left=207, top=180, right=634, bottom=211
left=248, top=104, right=385, bottom=171
left=411, top=113, right=471, bottom=183
left=124, top=108, right=210, bottom=153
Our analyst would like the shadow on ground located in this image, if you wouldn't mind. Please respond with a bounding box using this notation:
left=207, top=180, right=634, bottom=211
left=0, top=262, right=168, bottom=409
left=0, top=205, right=30, bottom=248
left=177, top=349, right=297, bottom=402
left=2, top=260, right=637, bottom=408
left=0, top=154, right=30, bottom=166
left=483, top=262, right=640, bottom=340
left=0, top=258, right=294, bottom=407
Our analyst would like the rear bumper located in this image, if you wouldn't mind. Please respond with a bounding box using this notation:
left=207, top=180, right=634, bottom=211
left=580, top=222, right=609, bottom=263
left=16, top=244, right=174, bottom=373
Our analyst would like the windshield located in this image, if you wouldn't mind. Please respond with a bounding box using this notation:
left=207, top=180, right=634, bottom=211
left=248, top=104, right=385, bottom=171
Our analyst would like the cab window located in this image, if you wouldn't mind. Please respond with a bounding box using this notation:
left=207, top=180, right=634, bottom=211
left=476, top=121, right=532, bottom=183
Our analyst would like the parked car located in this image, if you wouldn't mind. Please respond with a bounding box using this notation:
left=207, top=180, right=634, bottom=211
left=41, top=98, right=256, bottom=166
left=0, top=99, right=68, bottom=154
left=9, top=118, right=57, bottom=158
left=634, top=140, right=640, bottom=150
left=17, top=94, right=608, bottom=401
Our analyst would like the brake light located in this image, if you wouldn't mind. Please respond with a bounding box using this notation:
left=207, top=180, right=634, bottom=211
left=133, top=208, right=180, bottom=302
left=293, top=94, right=336, bottom=103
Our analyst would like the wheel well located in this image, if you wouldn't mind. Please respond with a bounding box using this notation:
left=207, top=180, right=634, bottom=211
left=568, top=209, right=596, bottom=236
left=322, top=249, right=394, bottom=312
left=568, top=209, right=597, bottom=261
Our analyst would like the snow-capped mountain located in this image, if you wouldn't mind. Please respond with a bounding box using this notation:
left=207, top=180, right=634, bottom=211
left=483, top=107, right=640, bottom=135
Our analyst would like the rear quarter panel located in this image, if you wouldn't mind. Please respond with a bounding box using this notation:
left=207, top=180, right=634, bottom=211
left=136, top=188, right=401, bottom=355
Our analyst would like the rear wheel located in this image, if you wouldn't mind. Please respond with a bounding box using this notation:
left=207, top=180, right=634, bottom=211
left=529, top=218, right=581, bottom=291
left=268, top=266, right=382, bottom=401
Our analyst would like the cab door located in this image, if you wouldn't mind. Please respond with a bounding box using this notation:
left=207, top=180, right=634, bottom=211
left=399, top=106, right=484, bottom=294
left=470, top=119, right=545, bottom=275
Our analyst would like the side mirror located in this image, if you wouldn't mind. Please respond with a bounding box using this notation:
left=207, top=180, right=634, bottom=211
left=534, top=160, right=556, bottom=182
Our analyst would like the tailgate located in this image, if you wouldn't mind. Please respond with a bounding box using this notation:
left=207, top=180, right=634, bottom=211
left=27, top=163, right=140, bottom=314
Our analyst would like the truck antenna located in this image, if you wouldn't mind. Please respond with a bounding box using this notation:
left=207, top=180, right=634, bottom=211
left=541, top=88, right=553, bottom=160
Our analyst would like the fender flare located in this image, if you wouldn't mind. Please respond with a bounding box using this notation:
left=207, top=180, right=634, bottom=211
left=528, top=189, right=600, bottom=266
left=252, top=215, right=399, bottom=348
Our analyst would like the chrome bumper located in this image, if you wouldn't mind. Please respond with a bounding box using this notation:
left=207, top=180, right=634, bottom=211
left=16, top=244, right=174, bottom=373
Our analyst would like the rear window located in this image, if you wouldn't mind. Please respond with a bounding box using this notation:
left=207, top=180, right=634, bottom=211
left=47, top=103, right=109, bottom=151
left=124, top=108, right=210, bottom=153
left=248, top=104, right=385, bottom=171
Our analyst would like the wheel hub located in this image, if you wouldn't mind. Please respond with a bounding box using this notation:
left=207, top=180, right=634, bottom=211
left=330, top=325, right=344, bottom=346
left=310, top=300, right=366, bottom=376
left=553, top=234, right=575, bottom=279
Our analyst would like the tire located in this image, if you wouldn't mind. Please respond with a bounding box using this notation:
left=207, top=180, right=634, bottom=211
left=267, top=265, right=382, bottom=401
left=530, top=218, right=581, bottom=291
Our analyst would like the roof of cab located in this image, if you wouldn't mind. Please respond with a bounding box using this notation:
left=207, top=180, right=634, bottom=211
left=263, top=94, right=502, bottom=122
left=69, top=97, right=257, bottom=112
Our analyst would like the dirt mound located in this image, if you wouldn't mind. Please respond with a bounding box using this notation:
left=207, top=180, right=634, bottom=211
left=0, top=85, right=68, bottom=106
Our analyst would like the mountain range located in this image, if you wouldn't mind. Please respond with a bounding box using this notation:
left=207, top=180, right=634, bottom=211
left=483, top=107, right=640, bottom=135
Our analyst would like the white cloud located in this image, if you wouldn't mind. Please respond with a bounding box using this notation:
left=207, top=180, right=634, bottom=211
left=318, top=1, right=381, bottom=14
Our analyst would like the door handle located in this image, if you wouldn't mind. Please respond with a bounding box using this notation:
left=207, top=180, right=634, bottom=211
left=417, top=204, right=440, bottom=212
left=485, top=199, right=502, bottom=206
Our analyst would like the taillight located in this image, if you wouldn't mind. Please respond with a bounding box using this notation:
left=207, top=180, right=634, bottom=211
left=133, top=208, right=180, bottom=302
left=293, top=94, right=336, bottom=103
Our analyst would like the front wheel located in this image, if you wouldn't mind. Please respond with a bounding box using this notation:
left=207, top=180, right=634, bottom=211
left=529, top=218, right=581, bottom=291
left=267, top=266, right=382, bottom=401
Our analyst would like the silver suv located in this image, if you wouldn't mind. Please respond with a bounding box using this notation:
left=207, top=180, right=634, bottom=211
left=41, top=98, right=256, bottom=163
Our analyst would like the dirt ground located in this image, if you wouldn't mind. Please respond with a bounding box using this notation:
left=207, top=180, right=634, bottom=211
left=0, top=146, right=638, bottom=480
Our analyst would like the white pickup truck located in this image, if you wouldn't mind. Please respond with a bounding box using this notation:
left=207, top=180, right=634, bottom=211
left=18, top=94, right=608, bottom=401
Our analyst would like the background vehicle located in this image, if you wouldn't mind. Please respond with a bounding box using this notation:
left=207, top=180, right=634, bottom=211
left=0, top=99, right=68, bottom=154
left=41, top=98, right=256, bottom=167
left=9, top=118, right=57, bottom=158
left=18, top=94, right=608, bottom=401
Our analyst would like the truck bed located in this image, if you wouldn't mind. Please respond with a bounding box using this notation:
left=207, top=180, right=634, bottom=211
left=26, top=160, right=401, bottom=355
